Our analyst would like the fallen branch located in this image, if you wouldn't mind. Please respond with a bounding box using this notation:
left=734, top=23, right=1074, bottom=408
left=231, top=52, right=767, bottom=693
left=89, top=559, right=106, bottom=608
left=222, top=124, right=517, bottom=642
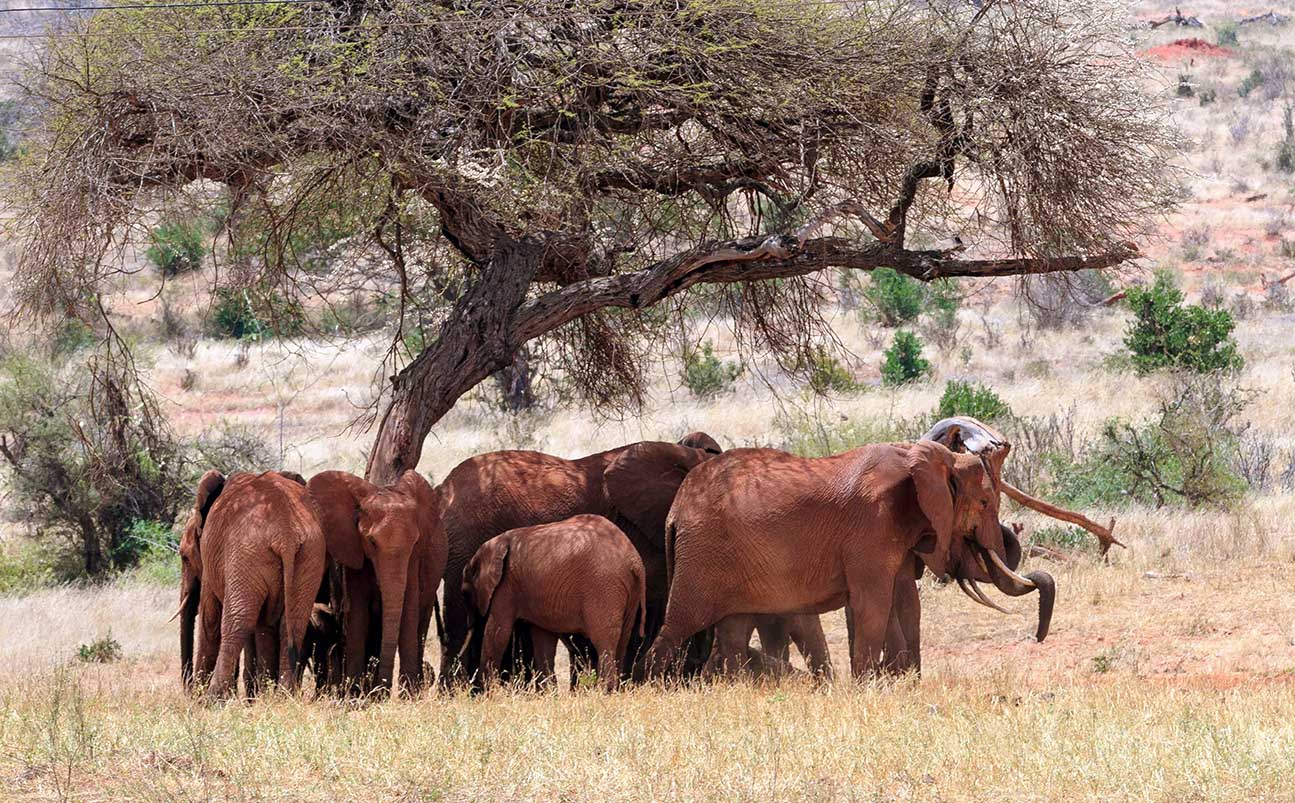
left=1148, top=8, right=1203, bottom=28
left=1003, top=481, right=1124, bottom=554
left=1261, top=269, right=1295, bottom=289
left=1026, top=543, right=1075, bottom=563
left=1240, top=11, right=1289, bottom=26
left=1098, top=289, right=1128, bottom=306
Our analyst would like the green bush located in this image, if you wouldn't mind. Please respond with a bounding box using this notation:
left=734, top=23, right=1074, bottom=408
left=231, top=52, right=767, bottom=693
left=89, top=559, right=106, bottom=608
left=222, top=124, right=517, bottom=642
left=0, top=355, right=191, bottom=579
left=51, top=318, right=96, bottom=357
left=209, top=286, right=304, bottom=341
left=1049, top=377, right=1250, bottom=510
left=77, top=632, right=123, bottom=663
left=1238, top=68, right=1265, bottom=98
left=934, top=380, right=1013, bottom=423
left=1124, top=273, right=1242, bottom=374
left=864, top=268, right=925, bottom=326
left=145, top=216, right=207, bottom=277
left=880, top=331, right=929, bottom=386
left=805, top=348, right=859, bottom=395
left=1216, top=21, right=1239, bottom=47
left=116, top=520, right=177, bottom=581
left=681, top=341, right=742, bottom=398
left=0, top=540, right=76, bottom=594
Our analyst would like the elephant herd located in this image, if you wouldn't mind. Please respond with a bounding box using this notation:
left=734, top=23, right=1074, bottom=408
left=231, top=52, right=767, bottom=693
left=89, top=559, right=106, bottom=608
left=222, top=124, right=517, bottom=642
left=176, top=418, right=1055, bottom=700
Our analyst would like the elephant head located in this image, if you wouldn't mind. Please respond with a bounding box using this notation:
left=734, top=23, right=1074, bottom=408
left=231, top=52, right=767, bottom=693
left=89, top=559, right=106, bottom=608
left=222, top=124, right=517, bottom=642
left=677, top=431, right=723, bottom=455
left=920, top=417, right=1055, bottom=642
left=177, top=469, right=225, bottom=689
left=306, top=469, right=439, bottom=690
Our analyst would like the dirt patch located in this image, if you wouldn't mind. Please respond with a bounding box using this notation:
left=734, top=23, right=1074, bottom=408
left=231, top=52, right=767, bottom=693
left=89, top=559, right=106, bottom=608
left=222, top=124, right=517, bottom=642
left=1141, top=38, right=1235, bottom=62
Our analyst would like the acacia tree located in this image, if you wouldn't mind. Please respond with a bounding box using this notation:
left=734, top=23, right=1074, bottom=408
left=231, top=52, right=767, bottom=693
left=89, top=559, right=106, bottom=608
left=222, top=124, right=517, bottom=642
left=9, top=0, right=1175, bottom=483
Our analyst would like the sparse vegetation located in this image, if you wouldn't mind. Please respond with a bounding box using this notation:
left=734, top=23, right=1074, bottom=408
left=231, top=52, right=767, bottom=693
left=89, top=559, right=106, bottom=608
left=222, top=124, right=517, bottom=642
left=681, top=341, right=742, bottom=399
left=144, top=216, right=207, bottom=277
left=75, top=632, right=122, bottom=663
left=804, top=348, right=860, bottom=395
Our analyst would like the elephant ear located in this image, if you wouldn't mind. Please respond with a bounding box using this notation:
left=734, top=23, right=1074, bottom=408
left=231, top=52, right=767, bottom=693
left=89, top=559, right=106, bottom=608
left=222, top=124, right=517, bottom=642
left=471, top=539, right=510, bottom=616
left=908, top=441, right=956, bottom=573
left=190, top=470, right=225, bottom=542
left=393, top=469, right=443, bottom=542
left=605, top=442, right=705, bottom=549
left=306, top=471, right=375, bottom=570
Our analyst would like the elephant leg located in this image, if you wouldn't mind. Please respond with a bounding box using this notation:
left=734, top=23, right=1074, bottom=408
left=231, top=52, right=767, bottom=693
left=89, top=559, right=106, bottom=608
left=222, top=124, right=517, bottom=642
left=439, top=562, right=472, bottom=688
left=342, top=574, right=373, bottom=696
left=564, top=633, right=597, bottom=689
left=397, top=567, right=424, bottom=695
left=195, top=595, right=222, bottom=690
left=479, top=607, right=516, bottom=690
left=531, top=628, right=559, bottom=689
left=645, top=590, right=716, bottom=679
left=252, top=626, right=279, bottom=696
left=208, top=600, right=259, bottom=701
left=754, top=616, right=791, bottom=664
left=595, top=640, right=620, bottom=693
left=789, top=615, right=833, bottom=681
left=705, top=617, right=752, bottom=680
left=887, top=573, right=921, bottom=677
left=845, top=567, right=896, bottom=680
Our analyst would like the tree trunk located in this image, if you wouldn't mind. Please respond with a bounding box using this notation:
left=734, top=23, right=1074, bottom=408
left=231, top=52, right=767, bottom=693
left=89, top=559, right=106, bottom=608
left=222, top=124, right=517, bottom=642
left=365, top=235, right=541, bottom=484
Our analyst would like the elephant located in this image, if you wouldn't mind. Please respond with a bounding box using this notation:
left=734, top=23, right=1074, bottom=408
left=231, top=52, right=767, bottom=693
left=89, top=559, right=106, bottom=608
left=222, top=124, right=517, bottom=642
left=177, top=470, right=327, bottom=700
left=436, top=436, right=717, bottom=687
left=646, top=440, right=1051, bottom=679
left=306, top=469, right=447, bottom=695
left=461, top=514, right=646, bottom=691
left=704, top=613, right=833, bottom=679
left=869, top=417, right=1056, bottom=675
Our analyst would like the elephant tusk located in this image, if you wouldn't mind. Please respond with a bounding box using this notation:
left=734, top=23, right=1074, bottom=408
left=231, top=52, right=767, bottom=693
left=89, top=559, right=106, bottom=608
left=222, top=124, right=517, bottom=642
left=958, top=578, right=1012, bottom=615
left=168, top=595, right=189, bottom=624
left=988, top=548, right=1038, bottom=591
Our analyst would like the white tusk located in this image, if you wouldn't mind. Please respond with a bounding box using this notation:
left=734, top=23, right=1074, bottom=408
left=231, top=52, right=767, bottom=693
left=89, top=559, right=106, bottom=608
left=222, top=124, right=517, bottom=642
left=988, top=549, right=1038, bottom=590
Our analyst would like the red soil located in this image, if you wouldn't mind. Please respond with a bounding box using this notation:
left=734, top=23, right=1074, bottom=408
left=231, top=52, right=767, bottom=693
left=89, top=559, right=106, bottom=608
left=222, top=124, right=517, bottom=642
left=1141, top=38, right=1235, bottom=62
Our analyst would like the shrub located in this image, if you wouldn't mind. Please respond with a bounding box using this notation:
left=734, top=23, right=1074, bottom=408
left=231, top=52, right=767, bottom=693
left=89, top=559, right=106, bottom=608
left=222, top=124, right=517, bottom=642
left=1029, top=525, right=1095, bottom=553
left=1238, top=68, right=1265, bottom=98
left=774, top=408, right=912, bottom=458
left=1216, top=21, right=1239, bottom=47
left=880, top=331, right=929, bottom=386
left=0, top=540, right=76, bottom=594
left=1052, top=377, right=1251, bottom=510
left=934, top=380, right=1013, bottom=423
left=209, top=286, right=304, bottom=341
left=1123, top=272, right=1242, bottom=374
left=0, top=354, right=191, bottom=579
left=188, top=424, right=276, bottom=476
left=1176, top=74, right=1194, bottom=98
left=804, top=348, right=859, bottom=395
left=920, top=278, right=962, bottom=349
left=864, top=268, right=924, bottom=326
left=145, top=216, right=207, bottom=276
left=1020, top=270, right=1114, bottom=329
left=117, top=520, right=176, bottom=577
left=1198, top=87, right=1217, bottom=107
left=51, top=317, right=96, bottom=358
left=76, top=632, right=123, bottom=664
left=1277, top=106, right=1295, bottom=174
left=681, top=341, right=742, bottom=399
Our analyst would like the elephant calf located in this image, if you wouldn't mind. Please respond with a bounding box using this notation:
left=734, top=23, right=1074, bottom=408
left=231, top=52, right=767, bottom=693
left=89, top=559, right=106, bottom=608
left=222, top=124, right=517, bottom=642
left=462, top=515, right=646, bottom=691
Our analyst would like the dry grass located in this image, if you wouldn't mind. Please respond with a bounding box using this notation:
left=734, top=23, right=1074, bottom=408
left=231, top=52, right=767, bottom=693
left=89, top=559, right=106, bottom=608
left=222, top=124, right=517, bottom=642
left=3, top=497, right=1295, bottom=801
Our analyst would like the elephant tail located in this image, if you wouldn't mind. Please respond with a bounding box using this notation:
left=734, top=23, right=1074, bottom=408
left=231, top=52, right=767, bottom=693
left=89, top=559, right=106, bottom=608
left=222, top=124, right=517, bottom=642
left=664, top=518, right=677, bottom=589
left=432, top=593, right=446, bottom=650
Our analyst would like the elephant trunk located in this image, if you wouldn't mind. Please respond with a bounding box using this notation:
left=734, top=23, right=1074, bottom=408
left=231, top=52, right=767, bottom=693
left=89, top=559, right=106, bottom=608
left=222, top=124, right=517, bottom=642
left=375, top=568, right=409, bottom=694
left=179, top=577, right=200, bottom=689
left=980, top=546, right=1055, bottom=643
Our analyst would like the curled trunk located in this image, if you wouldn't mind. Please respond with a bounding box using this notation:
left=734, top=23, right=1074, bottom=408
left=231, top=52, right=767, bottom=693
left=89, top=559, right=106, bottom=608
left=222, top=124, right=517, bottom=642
left=979, top=546, right=1055, bottom=642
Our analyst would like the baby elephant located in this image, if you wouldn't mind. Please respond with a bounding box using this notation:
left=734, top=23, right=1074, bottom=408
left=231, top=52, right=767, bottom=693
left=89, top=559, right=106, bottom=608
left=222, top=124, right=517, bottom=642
left=462, top=514, right=645, bottom=691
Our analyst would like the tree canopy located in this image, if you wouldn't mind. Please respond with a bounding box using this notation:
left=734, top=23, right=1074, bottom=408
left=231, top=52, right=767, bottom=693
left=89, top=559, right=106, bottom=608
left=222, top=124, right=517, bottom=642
left=8, top=0, right=1177, bottom=481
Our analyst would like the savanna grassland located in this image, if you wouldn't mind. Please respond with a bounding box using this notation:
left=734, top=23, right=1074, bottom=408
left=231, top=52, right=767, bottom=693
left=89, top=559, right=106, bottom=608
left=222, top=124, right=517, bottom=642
left=4, top=2, right=1295, bottom=802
